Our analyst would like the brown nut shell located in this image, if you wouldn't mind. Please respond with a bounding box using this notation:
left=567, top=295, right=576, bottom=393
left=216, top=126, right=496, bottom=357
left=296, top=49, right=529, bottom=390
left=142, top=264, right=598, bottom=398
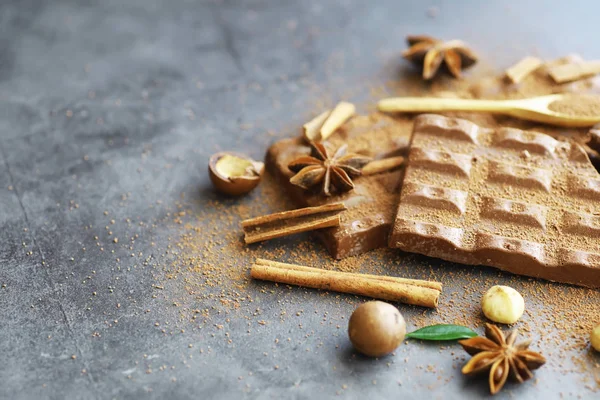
left=208, top=152, right=265, bottom=196
left=348, top=301, right=406, bottom=357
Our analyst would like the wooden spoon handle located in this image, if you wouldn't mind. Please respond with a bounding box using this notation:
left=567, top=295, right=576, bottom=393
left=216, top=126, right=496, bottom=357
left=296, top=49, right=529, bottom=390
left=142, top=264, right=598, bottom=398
left=378, top=97, right=512, bottom=113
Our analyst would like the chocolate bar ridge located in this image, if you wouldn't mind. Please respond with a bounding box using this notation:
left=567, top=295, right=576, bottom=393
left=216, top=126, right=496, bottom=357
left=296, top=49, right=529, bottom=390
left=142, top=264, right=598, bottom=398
left=389, top=114, right=600, bottom=288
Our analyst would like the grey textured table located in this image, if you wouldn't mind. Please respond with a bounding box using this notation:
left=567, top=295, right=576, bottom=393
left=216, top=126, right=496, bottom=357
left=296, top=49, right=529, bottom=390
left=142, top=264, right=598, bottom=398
left=1, top=1, right=599, bottom=399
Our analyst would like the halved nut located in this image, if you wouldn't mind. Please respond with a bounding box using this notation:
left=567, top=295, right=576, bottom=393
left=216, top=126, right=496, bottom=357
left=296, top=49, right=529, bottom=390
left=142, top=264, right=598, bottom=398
left=208, top=152, right=264, bottom=196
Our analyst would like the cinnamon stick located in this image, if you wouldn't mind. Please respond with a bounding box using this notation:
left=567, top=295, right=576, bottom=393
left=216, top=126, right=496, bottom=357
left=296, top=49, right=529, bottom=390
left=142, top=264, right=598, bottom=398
left=319, top=101, right=355, bottom=141
left=362, top=156, right=405, bottom=176
left=254, top=259, right=442, bottom=291
left=303, top=110, right=331, bottom=142
left=251, top=259, right=441, bottom=308
left=505, top=56, right=542, bottom=84
left=242, top=203, right=346, bottom=244
left=302, top=102, right=356, bottom=142
left=548, top=60, right=600, bottom=83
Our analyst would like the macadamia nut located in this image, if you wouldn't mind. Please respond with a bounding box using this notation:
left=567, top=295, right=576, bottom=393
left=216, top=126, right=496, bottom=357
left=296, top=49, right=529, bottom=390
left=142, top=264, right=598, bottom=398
left=348, top=301, right=406, bottom=357
left=591, top=324, right=600, bottom=352
left=481, top=285, right=524, bottom=324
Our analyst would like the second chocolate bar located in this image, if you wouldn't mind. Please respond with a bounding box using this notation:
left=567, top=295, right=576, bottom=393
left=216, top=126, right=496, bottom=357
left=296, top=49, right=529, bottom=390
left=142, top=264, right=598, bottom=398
left=389, top=114, right=600, bottom=288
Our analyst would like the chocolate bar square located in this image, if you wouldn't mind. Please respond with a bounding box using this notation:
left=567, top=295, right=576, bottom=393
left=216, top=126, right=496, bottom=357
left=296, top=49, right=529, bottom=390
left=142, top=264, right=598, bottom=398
left=389, top=114, right=600, bottom=288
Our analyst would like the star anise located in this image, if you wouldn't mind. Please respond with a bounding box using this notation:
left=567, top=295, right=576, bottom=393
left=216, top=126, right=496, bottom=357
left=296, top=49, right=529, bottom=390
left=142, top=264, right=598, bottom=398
left=403, top=35, right=478, bottom=80
left=288, top=142, right=371, bottom=196
left=459, top=324, right=546, bottom=395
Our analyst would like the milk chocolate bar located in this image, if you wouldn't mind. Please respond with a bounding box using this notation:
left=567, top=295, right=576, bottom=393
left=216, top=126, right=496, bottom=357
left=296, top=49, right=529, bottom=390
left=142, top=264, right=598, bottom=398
left=389, top=114, right=600, bottom=288
left=266, top=114, right=411, bottom=259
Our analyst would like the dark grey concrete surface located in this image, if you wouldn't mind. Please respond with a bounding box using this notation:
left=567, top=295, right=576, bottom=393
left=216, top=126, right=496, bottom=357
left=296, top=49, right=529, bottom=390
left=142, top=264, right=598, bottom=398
left=1, top=1, right=599, bottom=399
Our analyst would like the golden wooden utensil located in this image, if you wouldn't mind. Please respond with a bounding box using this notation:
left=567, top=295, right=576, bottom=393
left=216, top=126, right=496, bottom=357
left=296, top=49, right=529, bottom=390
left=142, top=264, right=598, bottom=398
left=377, top=94, right=600, bottom=128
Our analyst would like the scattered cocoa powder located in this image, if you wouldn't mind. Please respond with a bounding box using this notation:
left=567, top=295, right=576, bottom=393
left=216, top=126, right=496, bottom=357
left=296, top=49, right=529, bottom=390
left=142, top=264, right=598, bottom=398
left=548, top=94, right=600, bottom=117
left=152, top=53, right=600, bottom=393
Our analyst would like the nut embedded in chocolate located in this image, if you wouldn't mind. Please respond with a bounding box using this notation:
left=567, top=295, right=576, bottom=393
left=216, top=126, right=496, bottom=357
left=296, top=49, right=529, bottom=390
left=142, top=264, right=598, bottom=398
left=588, top=124, right=600, bottom=153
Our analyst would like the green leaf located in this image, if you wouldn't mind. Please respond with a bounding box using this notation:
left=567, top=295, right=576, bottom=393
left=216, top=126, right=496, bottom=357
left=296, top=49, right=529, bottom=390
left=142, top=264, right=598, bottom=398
left=405, top=324, right=478, bottom=341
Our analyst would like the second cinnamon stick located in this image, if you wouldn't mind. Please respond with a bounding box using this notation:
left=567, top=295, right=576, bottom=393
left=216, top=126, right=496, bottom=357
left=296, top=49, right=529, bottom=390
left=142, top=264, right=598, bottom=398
left=255, top=258, right=442, bottom=291
left=250, top=263, right=440, bottom=308
left=242, top=203, right=346, bottom=244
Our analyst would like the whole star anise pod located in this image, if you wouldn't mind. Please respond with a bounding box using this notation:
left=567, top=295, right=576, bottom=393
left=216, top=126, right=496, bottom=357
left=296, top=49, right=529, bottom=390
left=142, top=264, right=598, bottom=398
left=288, top=142, right=371, bottom=196
left=459, top=324, right=546, bottom=395
left=403, top=35, right=478, bottom=80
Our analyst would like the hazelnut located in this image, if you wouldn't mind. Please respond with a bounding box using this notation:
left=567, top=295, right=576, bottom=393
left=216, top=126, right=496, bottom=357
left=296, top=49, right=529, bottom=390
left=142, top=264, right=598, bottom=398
left=208, top=152, right=264, bottom=196
left=591, top=324, right=600, bottom=352
left=348, top=301, right=406, bottom=357
left=481, top=285, right=524, bottom=324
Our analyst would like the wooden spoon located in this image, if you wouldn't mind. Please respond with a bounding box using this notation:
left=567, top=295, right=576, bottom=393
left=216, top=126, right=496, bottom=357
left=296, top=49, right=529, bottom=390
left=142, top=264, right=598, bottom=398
left=377, top=94, right=600, bottom=127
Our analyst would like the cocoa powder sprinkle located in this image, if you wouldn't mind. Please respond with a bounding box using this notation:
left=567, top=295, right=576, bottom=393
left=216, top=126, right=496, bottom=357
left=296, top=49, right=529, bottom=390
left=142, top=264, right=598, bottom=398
left=147, top=52, right=600, bottom=393
left=548, top=94, right=600, bottom=117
